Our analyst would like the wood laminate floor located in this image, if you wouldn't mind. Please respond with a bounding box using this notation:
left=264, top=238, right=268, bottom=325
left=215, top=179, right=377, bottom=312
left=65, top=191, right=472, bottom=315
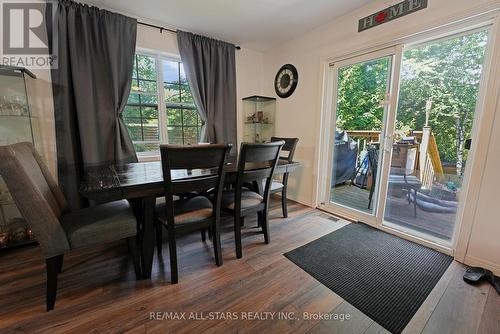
left=0, top=199, right=498, bottom=334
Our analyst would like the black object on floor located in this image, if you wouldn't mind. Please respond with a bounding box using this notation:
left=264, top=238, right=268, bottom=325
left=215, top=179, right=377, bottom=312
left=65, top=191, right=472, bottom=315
left=463, top=267, right=492, bottom=284
left=284, top=223, right=453, bottom=334
left=464, top=267, right=500, bottom=295
left=491, top=276, right=500, bottom=295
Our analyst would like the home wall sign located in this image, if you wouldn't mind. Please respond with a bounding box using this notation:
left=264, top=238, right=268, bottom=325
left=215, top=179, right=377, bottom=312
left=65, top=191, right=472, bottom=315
left=358, top=0, right=428, bottom=32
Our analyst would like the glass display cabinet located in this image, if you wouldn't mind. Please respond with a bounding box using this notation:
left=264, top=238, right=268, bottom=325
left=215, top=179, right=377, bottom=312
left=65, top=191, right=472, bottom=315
left=242, top=95, right=276, bottom=143
left=0, top=65, right=38, bottom=249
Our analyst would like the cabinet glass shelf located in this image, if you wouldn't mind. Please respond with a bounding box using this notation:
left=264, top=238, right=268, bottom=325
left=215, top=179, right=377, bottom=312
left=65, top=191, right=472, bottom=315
left=242, top=95, right=276, bottom=143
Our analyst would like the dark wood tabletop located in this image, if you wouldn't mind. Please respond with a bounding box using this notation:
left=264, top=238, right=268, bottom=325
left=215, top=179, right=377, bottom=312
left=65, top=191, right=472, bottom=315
left=81, top=159, right=300, bottom=201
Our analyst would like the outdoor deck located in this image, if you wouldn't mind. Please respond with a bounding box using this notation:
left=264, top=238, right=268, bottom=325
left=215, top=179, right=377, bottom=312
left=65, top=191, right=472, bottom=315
left=331, top=184, right=455, bottom=241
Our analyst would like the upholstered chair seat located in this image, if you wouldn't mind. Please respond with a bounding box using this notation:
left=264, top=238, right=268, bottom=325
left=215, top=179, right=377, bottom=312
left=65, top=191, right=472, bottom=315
left=156, top=196, right=213, bottom=225
left=61, top=200, right=137, bottom=249
left=221, top=190, right=263, bottom=210
left=260, top=180, right=284, bottom=192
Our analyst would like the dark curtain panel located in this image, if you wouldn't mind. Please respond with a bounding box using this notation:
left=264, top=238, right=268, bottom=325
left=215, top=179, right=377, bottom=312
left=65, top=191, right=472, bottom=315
left=50, top=0, right=137, bottom=209
left=177, top=31, right=237, bottom=147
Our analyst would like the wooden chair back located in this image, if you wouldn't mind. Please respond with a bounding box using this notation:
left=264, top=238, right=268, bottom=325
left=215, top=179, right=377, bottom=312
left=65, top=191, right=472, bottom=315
left=234, top=141, right=284, bottom=211
left=160, top=144, right=231, bottom=222
left=271, top=137, right=298, bottom=162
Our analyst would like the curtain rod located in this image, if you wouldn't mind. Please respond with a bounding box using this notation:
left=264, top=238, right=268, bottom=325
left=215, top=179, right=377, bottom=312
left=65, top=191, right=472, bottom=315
left=137, top=21, right=241, bottom=50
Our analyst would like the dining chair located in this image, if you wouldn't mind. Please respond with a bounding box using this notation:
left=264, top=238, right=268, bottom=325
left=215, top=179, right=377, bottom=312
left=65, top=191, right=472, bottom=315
left=155, top=144, right=231, bottom=284
left=0, top=142, right=140, bottom=311
left=269, top=137, right=299, bottom=217
left=221, top=141, right=284, bottom=259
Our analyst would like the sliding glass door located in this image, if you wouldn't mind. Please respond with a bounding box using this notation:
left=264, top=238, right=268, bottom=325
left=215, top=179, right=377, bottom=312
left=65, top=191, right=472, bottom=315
left=323, top=26, right=492, bottom=249
left=325, top=48, right=400, bottom=223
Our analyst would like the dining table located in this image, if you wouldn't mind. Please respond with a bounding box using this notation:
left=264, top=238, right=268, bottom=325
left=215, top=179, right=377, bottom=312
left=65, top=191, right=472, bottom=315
left=80, top=157, right=300, bottom=279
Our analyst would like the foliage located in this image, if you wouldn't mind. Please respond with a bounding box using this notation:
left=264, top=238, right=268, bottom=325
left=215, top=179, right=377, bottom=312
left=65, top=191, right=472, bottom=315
left=397, top=31, right=487, bottom=170
left=336, top=31, right=488, bottom=174
left=336, top=57, right=389, bottom=131
left=123, top=54, right=202, bottom=151
left=393, top=121, right=412, bottom=142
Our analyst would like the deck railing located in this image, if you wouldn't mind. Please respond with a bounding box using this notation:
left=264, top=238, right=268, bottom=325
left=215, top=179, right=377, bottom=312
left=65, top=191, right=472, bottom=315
left=344, top=129, right=443, bottom=189
left=413, top=130, right=444, bottom=174
left=343, top=130, right=381, bottom=152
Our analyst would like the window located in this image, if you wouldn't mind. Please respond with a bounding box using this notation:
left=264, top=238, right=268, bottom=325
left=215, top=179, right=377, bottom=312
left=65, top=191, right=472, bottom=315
left=124, top=55, right=160, bottom=153
left=163, top=60, right=203, bottom=145
left=123, top=52, right=202, bottom=155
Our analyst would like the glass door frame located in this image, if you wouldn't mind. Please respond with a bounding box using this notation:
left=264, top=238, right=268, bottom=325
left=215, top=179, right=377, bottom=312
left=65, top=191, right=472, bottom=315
left=318, top=19, right=497, bottom=254
left=321, top=46, right=403, bottom=228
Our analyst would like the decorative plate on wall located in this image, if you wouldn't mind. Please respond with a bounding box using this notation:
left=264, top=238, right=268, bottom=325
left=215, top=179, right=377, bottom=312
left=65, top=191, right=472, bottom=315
left=275, top=64, right=298, bottom=98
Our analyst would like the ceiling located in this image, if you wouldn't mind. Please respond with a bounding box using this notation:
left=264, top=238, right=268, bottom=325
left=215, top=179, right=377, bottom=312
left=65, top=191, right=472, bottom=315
left=80, top=0, right=373, bottom=51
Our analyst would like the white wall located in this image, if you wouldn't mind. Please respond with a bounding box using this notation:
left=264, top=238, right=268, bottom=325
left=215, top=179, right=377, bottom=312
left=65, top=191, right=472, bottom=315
left=235, top=48, right=264, bottom=145
left=136, top=25, right=180, bottom=54
left=260, top=0, right=500, bottom=273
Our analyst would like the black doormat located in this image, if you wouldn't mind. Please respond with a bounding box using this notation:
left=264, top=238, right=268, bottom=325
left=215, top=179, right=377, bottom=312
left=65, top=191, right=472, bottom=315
left=284, top=223, right=452, bottom=334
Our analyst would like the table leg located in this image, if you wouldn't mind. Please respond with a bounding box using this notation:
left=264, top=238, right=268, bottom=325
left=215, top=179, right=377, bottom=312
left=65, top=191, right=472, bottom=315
left=130, top=196, right=156, bottom=279
left=141, top=196, right=156, bottom=279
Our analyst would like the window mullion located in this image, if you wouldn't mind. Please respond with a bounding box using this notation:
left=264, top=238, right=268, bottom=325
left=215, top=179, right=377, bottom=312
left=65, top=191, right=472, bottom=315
left=179, top=107, right=183, bottom=145
left=139, top=103, right=144, bottom=142
left=157, top=55, right=167, bottom=144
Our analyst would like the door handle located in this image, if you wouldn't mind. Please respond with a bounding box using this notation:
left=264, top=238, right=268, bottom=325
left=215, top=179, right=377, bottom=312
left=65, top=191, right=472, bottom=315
left=383, top=135, right=393, bottom=153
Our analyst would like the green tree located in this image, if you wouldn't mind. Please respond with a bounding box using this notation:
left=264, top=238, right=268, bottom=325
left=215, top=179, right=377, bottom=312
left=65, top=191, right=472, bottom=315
left=126, top=54, right=159, bottom=127
left=124, top=55, right=202, bottom=149
left=336, top=30, right=488, bottom=176
left=397, top=31, right=487, bottom=174
left=336, top=57, right=389, bottom=131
